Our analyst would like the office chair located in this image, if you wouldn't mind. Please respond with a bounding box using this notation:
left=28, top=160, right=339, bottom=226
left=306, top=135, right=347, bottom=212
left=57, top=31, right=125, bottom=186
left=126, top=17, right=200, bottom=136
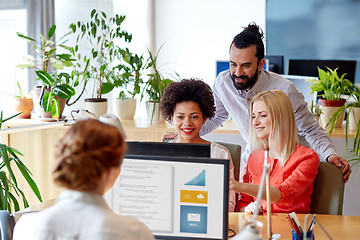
left=215, top=142, right=241, bottom=181
left=310, top=162, right=345, bottom=215
left=0, top=210, right=15, bottom=240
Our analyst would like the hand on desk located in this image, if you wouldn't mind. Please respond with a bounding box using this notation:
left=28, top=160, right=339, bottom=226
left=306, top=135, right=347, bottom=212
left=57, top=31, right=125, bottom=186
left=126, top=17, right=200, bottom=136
left=161, top=133, right=177, bottom=142
left=327, top=154, right=351, bottom=183
left=244, top=201, right=263, bottom=214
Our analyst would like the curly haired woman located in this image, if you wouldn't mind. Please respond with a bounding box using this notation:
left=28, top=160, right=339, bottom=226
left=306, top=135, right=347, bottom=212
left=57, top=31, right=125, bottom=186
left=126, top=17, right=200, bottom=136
left=160, top=78, right=236, bottom=211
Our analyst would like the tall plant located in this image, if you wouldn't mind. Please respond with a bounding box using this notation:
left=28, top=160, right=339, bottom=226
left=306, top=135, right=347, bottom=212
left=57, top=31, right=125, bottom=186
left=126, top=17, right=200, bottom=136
left=17, top=25, right=76, bottom=120
left=141, top=46, right=178, bottom=103
left=0, top=111, right=42, bottom=212
left=69, top=9, right=132, bottom=100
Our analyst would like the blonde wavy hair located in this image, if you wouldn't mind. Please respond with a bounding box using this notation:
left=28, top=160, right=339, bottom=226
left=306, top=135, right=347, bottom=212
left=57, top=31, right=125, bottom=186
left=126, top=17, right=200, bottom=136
left=249, top=90, right=299, bottom=165
left=53, top=119, right=126, bottom=191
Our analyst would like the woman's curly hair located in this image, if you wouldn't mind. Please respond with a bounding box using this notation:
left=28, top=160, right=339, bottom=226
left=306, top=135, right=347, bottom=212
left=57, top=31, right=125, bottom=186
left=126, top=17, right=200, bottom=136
left=53, top=119, right=126, bottom=191
left=160, top=78, right=216, bottom=122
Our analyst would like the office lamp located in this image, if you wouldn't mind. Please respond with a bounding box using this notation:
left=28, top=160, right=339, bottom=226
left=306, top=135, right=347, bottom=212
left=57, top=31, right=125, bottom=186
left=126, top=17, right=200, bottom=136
left=233, top=150, right=279, bottom=240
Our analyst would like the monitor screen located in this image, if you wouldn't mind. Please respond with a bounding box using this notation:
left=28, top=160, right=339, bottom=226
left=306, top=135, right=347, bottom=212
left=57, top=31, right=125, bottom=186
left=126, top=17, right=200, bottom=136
left=288, top=59, right=357, bottom=83
left=282, top=75, right=318, bottom=107
left=106, top=155, right=229, bottom=240
left=126, top=141, right=211, bottom=158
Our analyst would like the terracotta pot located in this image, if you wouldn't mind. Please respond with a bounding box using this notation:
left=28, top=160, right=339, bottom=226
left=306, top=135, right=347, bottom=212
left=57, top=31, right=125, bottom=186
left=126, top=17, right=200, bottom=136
left=84, top=98, right=108, bottom=118
left=13, top=98, right=33, bottom=119
left=319, top=98, right=346, bottom=107
left=32, top=86, right=67, bottom=119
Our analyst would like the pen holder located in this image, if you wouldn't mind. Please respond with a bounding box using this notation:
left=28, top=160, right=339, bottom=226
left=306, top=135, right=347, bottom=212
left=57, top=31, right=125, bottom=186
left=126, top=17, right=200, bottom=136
left=291, top=229, right=314, bottom=240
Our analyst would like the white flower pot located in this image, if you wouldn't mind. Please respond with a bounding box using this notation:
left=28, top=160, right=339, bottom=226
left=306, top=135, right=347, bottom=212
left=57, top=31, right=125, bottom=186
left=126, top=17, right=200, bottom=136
left=146, top=101, right=164, bottom=123
left=320, top=105, right=345, bottom=128
left=84, top=98, right=108, bottom=118
left=115, top=98, right=137, bottom=120
left=348, top=107, right=360, bottom=130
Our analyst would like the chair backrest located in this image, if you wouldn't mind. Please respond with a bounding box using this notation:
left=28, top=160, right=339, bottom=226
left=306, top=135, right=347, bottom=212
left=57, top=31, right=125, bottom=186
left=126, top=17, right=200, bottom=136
left=310, top=162, right=345, bottom=215
left=216, top=142, right=241, bottom=181
left=0, top=210, right=15, bottom=240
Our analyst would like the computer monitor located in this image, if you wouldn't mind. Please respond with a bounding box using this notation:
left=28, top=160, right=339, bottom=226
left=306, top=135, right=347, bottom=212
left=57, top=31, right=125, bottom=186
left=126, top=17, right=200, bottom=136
left=288, top=59, right=357, bottom=83
left=282, top=75, right=318, bottom=107
left=126, top=141, right=211, bottom=158
left=264, top=55, right=284, bottom=74
left=106, top=154, right=229, bottom=240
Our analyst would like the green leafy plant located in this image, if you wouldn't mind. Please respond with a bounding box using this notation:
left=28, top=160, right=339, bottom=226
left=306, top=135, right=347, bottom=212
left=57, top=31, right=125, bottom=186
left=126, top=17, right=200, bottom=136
left=141, top=46, right=178, bottom=103
left=0, top=111, right=42, bottom=212
left=327, top=84, right=360, bottom=166
left=17, top=25, right=76, bottom=120
left=69, top=9, right=132, bottom=100
left=114, top=48, right=145, bottom=100
left=306, top=67, right=353, bottom=101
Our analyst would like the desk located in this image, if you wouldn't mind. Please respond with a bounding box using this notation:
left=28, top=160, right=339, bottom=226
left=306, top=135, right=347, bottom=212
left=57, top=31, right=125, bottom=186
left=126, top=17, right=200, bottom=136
left=229, top=213, right=360, bottom=239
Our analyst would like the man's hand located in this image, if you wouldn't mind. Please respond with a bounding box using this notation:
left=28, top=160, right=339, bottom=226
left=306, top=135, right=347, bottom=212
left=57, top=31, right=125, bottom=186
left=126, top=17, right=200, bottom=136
left=327, top=154, right=351, bottom=183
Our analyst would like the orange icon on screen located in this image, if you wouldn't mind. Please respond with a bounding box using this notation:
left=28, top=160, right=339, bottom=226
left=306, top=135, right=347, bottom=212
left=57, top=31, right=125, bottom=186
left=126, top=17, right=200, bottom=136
left=180, top=190, right=208, bottom=204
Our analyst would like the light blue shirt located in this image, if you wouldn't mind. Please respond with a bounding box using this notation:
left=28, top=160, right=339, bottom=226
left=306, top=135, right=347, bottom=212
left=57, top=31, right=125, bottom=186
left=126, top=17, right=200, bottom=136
left=201, top=70, right=336, bottom=168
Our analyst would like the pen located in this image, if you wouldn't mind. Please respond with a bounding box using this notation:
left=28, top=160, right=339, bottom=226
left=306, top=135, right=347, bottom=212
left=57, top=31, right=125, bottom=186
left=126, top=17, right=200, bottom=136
left=286, top=215, right=300, bottom=234
left=307, top=214, right=316, bottom=232
left=289, top=212, right=303, bottom=234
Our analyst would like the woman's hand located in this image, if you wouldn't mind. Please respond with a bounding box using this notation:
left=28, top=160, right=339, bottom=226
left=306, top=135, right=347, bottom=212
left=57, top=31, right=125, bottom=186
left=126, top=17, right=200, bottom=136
left=244, top=201, right=263, bottom=214
left=229, top=178, right=242, bottom=192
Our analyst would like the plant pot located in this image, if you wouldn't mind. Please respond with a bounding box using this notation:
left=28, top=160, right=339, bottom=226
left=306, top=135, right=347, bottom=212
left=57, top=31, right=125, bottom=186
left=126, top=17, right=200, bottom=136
left=115, top=98, right=137, bottom=120
left=319, top=98, right=346, bottom=128
left=84, top=98, right=108, bottom=118
left=349, top=107, right=360, bottom=130
left=146, top=101, right=164, bottom=123
left=13, top=98, right=33, bottom=119
left=33, top=86, right=66, bottom=119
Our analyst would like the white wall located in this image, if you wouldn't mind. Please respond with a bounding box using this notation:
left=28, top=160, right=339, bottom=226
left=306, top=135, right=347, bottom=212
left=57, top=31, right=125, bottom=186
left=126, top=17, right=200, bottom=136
left=154, top=0, right=266, bottom=87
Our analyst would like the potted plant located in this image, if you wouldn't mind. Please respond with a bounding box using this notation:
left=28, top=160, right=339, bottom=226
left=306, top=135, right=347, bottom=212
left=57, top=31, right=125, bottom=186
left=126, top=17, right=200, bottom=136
left=141, top=46, right=178, bottom=123
left=16, top=25, right=76, bottom=120
left=308, top=99, right=322, bottom=122
left=0, top=111, right=42, bottom=212
left=12, top=82, right=33, bottom=119
left=113, top=48, right=145, bottom=120
left=69, top=9, right=132, bottom=117
left=306, top=67, right=353, bottom=127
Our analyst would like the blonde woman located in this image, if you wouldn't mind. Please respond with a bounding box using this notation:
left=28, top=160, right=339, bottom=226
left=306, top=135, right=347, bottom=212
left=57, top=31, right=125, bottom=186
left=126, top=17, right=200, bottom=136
left=13, top=119, right=154, bottom=240
left=230, top=90, right=319, bottom=213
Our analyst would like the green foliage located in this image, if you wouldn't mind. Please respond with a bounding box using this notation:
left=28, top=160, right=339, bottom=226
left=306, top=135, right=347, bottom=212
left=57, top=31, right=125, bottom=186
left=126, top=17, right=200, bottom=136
left=141, top=45, right=179, bottom=103
left=113, top=48, right=146, bottom=100
left=0, top=111, right=42, bottom=212
left=17, top=25, right=77, bottom=119
left=326, top=84, right=360, bottom=167
left=69, top=9, right=132, bottom=99
left=306, top=67, right=353, bottom=101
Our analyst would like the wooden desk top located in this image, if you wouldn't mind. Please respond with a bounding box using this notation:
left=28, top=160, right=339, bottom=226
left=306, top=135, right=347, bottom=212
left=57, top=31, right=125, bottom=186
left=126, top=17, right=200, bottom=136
left=2, top=117, right=356, bottom=138
left=229, top=212, right=360, bottom=239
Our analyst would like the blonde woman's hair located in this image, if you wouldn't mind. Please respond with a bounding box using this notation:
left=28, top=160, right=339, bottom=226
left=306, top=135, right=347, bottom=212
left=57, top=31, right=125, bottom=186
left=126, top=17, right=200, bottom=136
left=249, top=90, right=299, bottom=165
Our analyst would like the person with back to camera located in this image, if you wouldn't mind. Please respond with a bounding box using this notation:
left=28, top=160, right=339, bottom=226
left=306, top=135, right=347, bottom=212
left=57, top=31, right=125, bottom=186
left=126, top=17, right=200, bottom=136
left=160, top=78, right=236, bottom=211
left=198, top=22, right=351, bottom=182
left=230, top=90, right=319, bottom=213
left=13, top=119, right=154, bottom=240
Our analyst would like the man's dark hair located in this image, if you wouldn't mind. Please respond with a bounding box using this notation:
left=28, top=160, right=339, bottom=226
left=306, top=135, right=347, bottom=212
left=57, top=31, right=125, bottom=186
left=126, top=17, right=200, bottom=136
left=230, top=22, right=265, bottom=61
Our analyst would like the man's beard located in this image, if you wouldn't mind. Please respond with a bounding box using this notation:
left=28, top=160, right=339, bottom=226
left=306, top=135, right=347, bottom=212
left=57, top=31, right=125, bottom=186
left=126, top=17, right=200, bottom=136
left=230, top=69, right=259, bottom=90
